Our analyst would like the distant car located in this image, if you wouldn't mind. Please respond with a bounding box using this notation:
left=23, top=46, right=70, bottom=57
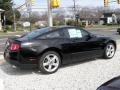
left=4, top=26, right=116, bottom=74
left=97, top=76, right=120, bottom=90
left=117, top=28, right=120, bottom=34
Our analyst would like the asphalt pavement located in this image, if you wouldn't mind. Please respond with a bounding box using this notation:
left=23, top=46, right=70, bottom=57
left=89, top=30, right=120, bottom=41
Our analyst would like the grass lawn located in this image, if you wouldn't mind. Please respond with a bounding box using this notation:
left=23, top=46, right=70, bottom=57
left=0, top=27, right=30, bottom=36
left=0, top=30, right=25, bottom=36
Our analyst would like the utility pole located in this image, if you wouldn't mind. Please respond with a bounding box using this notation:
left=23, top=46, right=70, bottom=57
left=73, top=0, right=78, bottom=26
left=26, top=0, right=32, bottom=31
left=28, top=1, right=32, bottom=32
left=13, top=9, right=16, bottom=31
left=12, top=0, right=16, bottom=32
left=73, top=0, right=76, bottom=20
left=48, top=0, right=53, bottom=27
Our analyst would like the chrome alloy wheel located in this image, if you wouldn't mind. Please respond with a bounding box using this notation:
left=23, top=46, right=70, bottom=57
left=106, top=44, right=115, bottom=58
left=43, top=54, right=59, bottom=72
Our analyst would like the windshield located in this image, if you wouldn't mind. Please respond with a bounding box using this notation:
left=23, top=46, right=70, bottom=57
left=21, top=27, right=50, bottom=39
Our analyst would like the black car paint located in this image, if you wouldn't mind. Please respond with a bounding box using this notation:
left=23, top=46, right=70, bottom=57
left=97, top=76, right=120, bottom=90
left=4, top=26, right=116, bottom=68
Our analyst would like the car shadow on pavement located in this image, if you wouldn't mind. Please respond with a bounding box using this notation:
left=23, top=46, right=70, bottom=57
left=0, top=58, right=102, bottom=76
left=61, top=58, right=98, bottom=68
left=0, top=62, right=42, bottom=76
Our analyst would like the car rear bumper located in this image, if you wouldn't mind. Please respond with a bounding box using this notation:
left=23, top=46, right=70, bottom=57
left=6, top=59, right=37, bottom=69
left=4, top=53, right=38, bottom=69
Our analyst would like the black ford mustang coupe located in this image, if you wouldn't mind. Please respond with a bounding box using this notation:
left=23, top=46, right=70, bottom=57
left=4, top=26, right=116, bottom=74
left=97, top=76, right=120, bottom=90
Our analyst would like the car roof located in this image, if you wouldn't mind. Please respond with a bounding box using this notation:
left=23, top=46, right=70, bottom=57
left=51, top=26, right=76, bottom=30
left=46, top=26, right=80, bottom=32
left=52, top=25, right=75, bottom=28
left=38, top=26, right=83, bottom=32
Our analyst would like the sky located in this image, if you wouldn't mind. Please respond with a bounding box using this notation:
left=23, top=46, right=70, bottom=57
left=13, top=0, right=103, bottom=7
left=13, top=0, right=120, bottom=10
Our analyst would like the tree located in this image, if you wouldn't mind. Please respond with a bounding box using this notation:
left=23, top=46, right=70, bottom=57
left=53, top=13, right=65, bottom=26
left=0, top=0, right=21, bottom=25
left=20, top=11, right=41, bottom=23
left=30, top=12, right=41, bottom=23
left=0, top=0, right=12, bottom=10
left=5, top=9, right=21, bottom=25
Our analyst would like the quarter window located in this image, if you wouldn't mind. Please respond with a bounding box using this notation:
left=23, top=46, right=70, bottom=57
left=46, top=32, right=60, bottom=38
left=39, top=31, right=61, bottom=39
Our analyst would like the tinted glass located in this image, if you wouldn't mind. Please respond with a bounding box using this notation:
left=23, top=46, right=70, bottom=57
left=21, top=27, right=50, bottom=39
left=39, top=31, right=61, bottom=39
left=78, top=29, right=89, bottom=37
left=66, top=28, right=89, bottom=39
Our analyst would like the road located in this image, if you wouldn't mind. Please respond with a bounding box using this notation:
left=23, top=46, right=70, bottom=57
left=89, top=30, right=120, bottom=41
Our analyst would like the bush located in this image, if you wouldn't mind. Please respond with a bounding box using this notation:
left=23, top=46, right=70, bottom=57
left=5, top=25, right=13, bottom=32
left=66, top=20, right=86, bottom=27
left=53, top=20, right=64, bottom=26
left=66, top=20, right=75, bottom=26
left=106, top=23, right=118, bottom=26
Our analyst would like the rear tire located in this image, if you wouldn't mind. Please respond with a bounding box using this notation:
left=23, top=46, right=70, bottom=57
left=103, top=43, right=116, bottom=59
left=38, top=51, right=61, bottom=74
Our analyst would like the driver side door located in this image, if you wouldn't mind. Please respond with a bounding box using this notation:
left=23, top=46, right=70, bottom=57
left=65, top=28, right=103, bottom=61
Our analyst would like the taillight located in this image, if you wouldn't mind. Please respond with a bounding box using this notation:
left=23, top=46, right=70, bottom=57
left=9, top=43, right=20, bottom=51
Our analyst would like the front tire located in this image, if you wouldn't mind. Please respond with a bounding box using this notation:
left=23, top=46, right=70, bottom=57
left=38, top=51, right=61, bottom=74
left=103, top=43, right=116, bottom=59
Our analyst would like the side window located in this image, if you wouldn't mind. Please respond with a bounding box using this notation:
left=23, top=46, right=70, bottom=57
left=47, top=31, right=60, bottom=38
left=67, top=28, right=89, bottom=39
left=39, top=31, right=61, bottom=39
left=67, top=28, right=82, bottom=38
left=80, top=29, right=89, bottom=37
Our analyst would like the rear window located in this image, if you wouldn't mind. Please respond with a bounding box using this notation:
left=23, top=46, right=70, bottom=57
left=21, top=27, right=51, bottom=39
